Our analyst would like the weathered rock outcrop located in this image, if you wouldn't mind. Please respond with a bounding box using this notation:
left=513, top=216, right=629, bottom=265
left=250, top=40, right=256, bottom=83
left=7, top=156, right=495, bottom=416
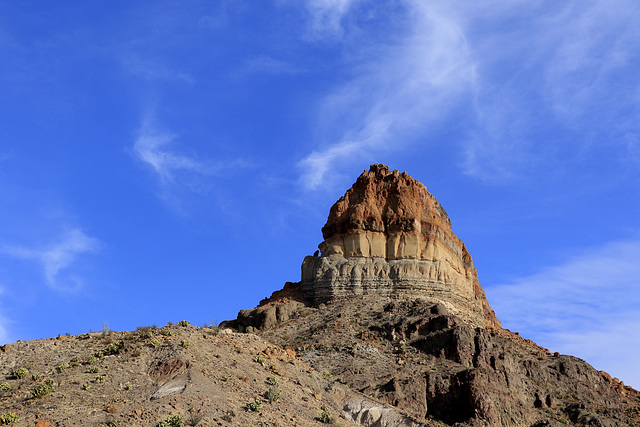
left=225, top=163, right=640, bottom=426
left=301, top=164, right=499, bottom=329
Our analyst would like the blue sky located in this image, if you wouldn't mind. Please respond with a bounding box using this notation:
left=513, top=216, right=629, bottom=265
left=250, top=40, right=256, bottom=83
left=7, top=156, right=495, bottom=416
left=1, top=1, right=639, bottom=388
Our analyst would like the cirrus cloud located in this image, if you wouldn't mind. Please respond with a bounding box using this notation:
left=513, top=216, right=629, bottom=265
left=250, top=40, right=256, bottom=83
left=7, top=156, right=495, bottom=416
left=3, top=228, right=100, bottom=292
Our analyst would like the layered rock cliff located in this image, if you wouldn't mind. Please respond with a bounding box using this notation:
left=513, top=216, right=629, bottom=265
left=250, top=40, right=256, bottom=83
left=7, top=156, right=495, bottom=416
left=301, top=164, right=500, bottom=329
left=224, top=164, right=640, bottom=427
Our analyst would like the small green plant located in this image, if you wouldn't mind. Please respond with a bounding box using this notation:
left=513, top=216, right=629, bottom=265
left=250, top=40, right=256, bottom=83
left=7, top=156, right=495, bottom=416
left=139, top=330, right=153, bottom=339
left=323, top=372, right=333, bottom=379
left=90, top=366, right=101, bottom=373
left=56, top=365, right=66, bottom=373
left=0, top=412, right=19, bottom=425
left=95, top=375, right=106, bottom=383
left=266, top=376, right=279, bottom=386
left=254, top=354, right=266, bottom=365
left=177, top=320, right=190, bottom=327
left=85, top=355, right=97, bottom=365
left=32, top=381, right=53, bottom=398
left=0, top=383, right=10, bottom=392
left=319, top=405, right=334, bottom=424
left=222, top=376, right=232, bottom=382
left=122, top=382, right=132, bottom=391
left=245, top=398, right=263, bottom=412
left=263, top=387, right=281, bottom=403
left=150, top=339, right=161, bottom=348
left=82, top=383, right=91, bottom=390
left=13, top=368, right=29, bottom=379
left=160, top=329, right=174, bottom=336
left=31, top=374, right=41, bottom=381
left=180, top=340, right=190, bottom=348
left=106, top=418, right=120, bottom=427
left=102, top=341, right=123, bottom=356
left=155, top=414, right=185, bottom=427
left=336, top=377, right=347, bottom=384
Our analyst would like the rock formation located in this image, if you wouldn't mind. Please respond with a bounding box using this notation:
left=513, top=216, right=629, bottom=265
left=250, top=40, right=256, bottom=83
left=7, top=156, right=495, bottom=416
left=301, top=164, right=500, bottom=329
left=226, top=164, right=640, bottom=426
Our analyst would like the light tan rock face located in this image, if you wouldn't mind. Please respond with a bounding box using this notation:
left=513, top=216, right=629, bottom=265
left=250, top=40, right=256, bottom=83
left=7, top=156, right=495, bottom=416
left=301, top=164, right=501, bottom=329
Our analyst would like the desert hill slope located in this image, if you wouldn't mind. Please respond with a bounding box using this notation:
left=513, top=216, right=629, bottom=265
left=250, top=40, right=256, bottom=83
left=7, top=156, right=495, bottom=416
left=1, top=323, right=423, bottom=426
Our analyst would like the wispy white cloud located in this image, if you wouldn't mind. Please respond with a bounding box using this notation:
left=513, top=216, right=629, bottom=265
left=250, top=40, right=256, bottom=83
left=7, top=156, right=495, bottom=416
left=298, top=1, right=477, bottom=189
left=133, top=120, right=211, bottom=184
left=3, top=229, right=100, bottom=292
left=489, top=239, right=640, bottom=389
left=460, top=0, right=640, bottom=180
left=304, top=0, right=361, bottom=39
left=296, top=1, right=640, bottom=186
left=133, top=119, right=250, bottom=184
left=132, top=117, right=251, bottom=210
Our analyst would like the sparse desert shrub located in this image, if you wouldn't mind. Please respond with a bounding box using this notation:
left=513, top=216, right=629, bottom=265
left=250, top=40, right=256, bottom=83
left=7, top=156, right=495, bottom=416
left=180, top=340, right=190, bottom=348
left=139, top=330, right=153, bottom=339
left=56, top=365, right=66, bottom=373
left=90, top=366, right=100, bottom=373
left=31, top=374, right=41, bottom=381
left=0, top=412, right=19, bottom=425
left=95, top=375, right=105, bottom=383
left=13, top=368, right=28, bottom=379
left=177, top=320, right=190, bottom=327
left=263, top=387, right=281, bottom=403
left=155, top=414, right=184, bottom=427
left=0, top=383, right=10, bottom=392
left=122, top=382, right=132, bottom=391
left=103, top=341, right=123, bottom=355
left=245, top=398, right=263, bottom=412
left=266, top=376, right=279, bottom=386
left=150, top=339, right=161, bottom=348
left=319, top=405, right=334, bottom=424
left=160, top=329, right=174, bottom=336
left=32, top=381, right=53, bottom=398
left=254, top=354, right=266, bottom=365
left=82, top=384, right=91, bottom=390
left=85, top=355, right=97, bottom=365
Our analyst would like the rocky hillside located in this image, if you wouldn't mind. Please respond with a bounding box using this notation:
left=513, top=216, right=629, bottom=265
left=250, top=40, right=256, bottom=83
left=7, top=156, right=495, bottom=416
left=0, top=323, right=425, bottom=426
left=229, top=165, right=640, bottom=426
left=1, top=164, right=639, bottom=426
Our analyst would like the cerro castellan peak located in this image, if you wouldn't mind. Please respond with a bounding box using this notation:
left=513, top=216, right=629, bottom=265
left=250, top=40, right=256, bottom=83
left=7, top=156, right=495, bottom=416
left=300, top=163, right=501, bottom=330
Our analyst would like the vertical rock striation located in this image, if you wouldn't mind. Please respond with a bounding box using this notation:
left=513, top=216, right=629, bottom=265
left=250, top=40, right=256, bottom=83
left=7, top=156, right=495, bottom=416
left=301, top=164, right=500, bottom=329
